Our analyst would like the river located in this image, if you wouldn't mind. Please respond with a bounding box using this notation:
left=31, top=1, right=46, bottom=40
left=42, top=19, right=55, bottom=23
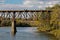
left=0, top=27, right=57, bottom=40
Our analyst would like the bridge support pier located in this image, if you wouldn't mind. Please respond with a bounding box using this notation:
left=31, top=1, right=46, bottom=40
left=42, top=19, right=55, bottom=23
left=11, top=20, right=17, bottom=35
left=11, top=12, right=17, bottom=36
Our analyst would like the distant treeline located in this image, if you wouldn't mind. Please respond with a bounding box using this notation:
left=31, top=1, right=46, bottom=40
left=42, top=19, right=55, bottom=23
left=0, top=19, right=40, bottom=27
left=0, top=20, right=31, bottom=27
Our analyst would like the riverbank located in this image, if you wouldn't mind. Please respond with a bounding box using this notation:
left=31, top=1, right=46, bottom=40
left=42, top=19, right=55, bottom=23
left=49, top=30, right=60, bottom=40
left=37, top=28, right=60, bottom=40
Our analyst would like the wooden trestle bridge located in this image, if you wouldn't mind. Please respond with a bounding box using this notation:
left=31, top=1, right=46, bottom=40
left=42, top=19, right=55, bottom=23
left=0, top=10, right=51, bottom=35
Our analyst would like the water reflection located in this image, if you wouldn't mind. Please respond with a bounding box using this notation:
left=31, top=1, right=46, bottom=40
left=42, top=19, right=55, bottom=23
left=0, top=27, right=58, bottom=40
left=11, top=31, right=17, bottom=36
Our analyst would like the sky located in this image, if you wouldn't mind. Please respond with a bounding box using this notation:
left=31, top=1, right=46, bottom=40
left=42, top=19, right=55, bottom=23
left=0, top=0, right=60, bottom=10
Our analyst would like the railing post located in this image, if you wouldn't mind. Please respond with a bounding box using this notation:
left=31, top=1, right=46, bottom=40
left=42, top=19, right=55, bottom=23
left=11, top=12, right=17, bottom=35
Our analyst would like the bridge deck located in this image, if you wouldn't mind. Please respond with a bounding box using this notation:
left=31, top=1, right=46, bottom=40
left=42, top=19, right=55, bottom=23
left=0, top=10, right=51, bottom=12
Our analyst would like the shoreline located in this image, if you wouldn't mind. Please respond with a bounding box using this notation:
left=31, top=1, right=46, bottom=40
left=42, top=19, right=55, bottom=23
left=36, top=30, right=60, bottom=40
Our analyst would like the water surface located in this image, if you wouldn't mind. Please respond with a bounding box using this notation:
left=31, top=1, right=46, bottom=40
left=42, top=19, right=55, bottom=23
left=0, top=27, right=57, bottom=40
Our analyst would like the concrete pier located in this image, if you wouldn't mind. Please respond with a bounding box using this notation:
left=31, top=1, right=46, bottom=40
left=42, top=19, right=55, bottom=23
left=11, top=12, right=17, bottom=35
left=11, top=20, right=17, bottom=35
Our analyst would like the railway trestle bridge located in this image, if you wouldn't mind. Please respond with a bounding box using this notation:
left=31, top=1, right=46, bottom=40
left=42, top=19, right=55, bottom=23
left=0, top=10, right=51, bottom=35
